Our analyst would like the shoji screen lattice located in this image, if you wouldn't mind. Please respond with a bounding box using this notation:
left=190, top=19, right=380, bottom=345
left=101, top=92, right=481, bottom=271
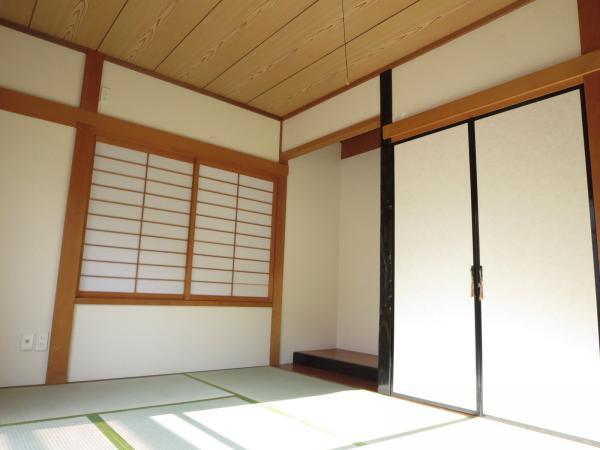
left=193, top=165, right=274, bottom=298
left=80, top=143, right=193, bottom=294
left=79, top=142, right=274, bottom=299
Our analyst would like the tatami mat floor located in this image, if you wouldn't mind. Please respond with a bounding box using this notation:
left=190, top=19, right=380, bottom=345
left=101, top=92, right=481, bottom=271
left=0, top=367, right=596, bottom=449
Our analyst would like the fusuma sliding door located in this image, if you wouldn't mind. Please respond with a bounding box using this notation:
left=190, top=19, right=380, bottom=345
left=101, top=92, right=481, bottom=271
left=393, top=124, right=478, bottom=413
left=391, top=88, right=600, bottom=441
left=476, top=89, right=600, bottom=441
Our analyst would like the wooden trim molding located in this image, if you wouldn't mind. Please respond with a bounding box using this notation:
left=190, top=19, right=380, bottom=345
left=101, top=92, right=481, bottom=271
left=47, top=49, right=104, bottom=385
left=579, top=0, right=600, bottom=282
left=383, top=50, right=600, bottom=143
left=183, top=162, right=200, bottom=300
left=577, top=0, right=600, bottom=54
left=31, top=49, right=289, bottom=384
left=79, top=50, right=104, bottom=112
left=46, top=123, right=96, bottom=385
left=269, top=177, right=287, bottom=366
left=281, top=116, right=380, bottom=161
left=341, top=128, right=381, bottom=159
left=76, top=298, right=272, bottom=308
left=0, top=86, right=288, bottom=179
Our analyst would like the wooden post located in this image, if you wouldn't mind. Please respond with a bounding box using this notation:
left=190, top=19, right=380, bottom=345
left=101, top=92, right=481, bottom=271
left=46, top=50, right=103, bottom=384
left=269, top=177, right=287, bottom=366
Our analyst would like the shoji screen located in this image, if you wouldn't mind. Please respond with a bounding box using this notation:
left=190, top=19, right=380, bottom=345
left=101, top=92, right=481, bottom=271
left=393, top=124, right=477, bottom=412
left=476, top=90, right=600, bottom=441
left=192, top=165, right=274, bottom=298
left=80, top=142, right=193, bottom=294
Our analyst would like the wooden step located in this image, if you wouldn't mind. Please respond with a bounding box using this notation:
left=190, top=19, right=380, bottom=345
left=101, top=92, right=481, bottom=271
left=293, top=349, right=378, bottom=381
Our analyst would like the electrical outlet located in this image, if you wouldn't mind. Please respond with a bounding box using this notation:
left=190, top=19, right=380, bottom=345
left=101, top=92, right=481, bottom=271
left=20, top=333, right=34, bottom=351
left=35, top=332, right=49, bottom=352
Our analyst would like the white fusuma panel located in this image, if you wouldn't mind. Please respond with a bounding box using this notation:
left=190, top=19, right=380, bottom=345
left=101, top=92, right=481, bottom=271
left=476, top=89, right=600, bottom=441
left=393, top=124, right=477, bottom=411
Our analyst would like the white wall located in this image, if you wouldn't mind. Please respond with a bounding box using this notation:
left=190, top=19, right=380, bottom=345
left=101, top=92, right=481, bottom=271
left=0, top=26, right=85, bottom=106
left=281, top=0, right=581, bottom=153
left=337, top=149, right=380, bottom=355
left=280, top=145, right=380, bottom=362
left=0, top=26, right=82, bottom=387
left=280, top=144, right=341, bottom=364
left=279, top=0, right=582, bottom=361
left=0, top=26, right=280, bottom=386
left=282, top=78, right=379, bottom=151
left=0, top=111, right=75, bottom=387
left=392, top=0, right=581, bottom=120
left=69, top=306, right=271, bottom=381
left=99, top=62, right=280, bottom=161
left=80, top=62, right=279, bottom=382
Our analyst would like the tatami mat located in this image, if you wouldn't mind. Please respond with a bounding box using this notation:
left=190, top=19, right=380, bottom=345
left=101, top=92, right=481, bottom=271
left=101, top=396, right=351, bottom=450
left=1, top=367, right=595, bottom=449
left=265, top=389, right=469, bottom=444
left=0, top=416, right=114, bottom=450
left=187, top=366, right=351, bottom=402
left=188, top=367, right=468, bottom=444
left=0, top=374, right=228, bottom=425
left=367, top=416, right=597, bottom=449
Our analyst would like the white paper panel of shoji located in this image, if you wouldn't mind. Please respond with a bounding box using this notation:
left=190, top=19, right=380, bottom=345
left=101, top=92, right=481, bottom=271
left=192, top=165, right=274, bottom=297
left=80, top=142, right=193, bottom=296
left=80, top=143, right=147, bottom=293
left=138, top=154, right=192, bottom=295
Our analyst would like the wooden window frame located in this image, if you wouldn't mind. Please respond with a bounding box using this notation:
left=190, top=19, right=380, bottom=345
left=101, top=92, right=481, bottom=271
left=75, top=133, right=281, bottom=307
left=36, top=50, right=287, bottom=384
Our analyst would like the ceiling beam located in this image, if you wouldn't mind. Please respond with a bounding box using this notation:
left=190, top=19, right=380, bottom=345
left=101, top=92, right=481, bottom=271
left=280, top=115, right=380, bottom=161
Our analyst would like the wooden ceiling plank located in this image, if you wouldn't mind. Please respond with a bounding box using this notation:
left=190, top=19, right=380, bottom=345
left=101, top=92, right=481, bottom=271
left=98, top=0, right=220, bottom=70
left=206, top=0, right=345, bottom=104
left=343, top=0, right=417, bottom=41
left=282, top=0, right=531, bottom=119
left=346, top=0, right=517, bottom=82
left=6, top=0, right=530, bottom=118
left=250, top=47, right=347, bottom=116
left=0, top=0, right=36, bottom=26
left=157, top=0, right=315, bottom=88
left=30, top=0, right=126, bottom=49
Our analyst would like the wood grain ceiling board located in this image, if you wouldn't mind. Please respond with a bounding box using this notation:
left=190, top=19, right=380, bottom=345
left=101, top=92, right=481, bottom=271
left=206, top=0, right=345, bottom=104
left=342, top=0, right=418, bottom=41
left=0, top=0, right=36, bottom=26
left=156, top=0, right=316, bottom=88
left=346, top=0, right=518, bottom=82
left=250, top=47, right=347, bottom=115
left=29, top=0, right=126, bottom=49
left=98, top=0, right=220, bottom=70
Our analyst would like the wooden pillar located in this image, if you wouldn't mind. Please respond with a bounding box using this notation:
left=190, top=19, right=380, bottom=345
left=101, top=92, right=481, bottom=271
left=578, top=0, right=600, bottom=347
left=270, top=177, right=287, bottom=366
left=378, top=69, right=394, bottom=395
left=46, top=50, right=103, bottom=384
left=579, top=0, right=600, bottom=224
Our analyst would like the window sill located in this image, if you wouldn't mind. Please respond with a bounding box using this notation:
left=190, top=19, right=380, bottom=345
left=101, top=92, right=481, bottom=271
left=75, top=296, right=272, bottom=307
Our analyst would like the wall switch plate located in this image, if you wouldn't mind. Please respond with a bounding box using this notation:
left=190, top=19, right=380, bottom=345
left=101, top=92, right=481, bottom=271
left=100, top=86, right=110, bottom=104
left=20, top=333, right=34, bottom=351
left=35, top=332, right=49, bottom=351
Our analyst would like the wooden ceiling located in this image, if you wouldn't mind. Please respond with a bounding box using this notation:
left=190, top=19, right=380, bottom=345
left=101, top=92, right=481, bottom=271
left=0, top=0, right=524, bottom=118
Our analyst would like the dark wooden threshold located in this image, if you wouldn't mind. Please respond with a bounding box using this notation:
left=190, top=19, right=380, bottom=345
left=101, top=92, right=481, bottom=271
left=279, top=363, right=377, bottom=392
left=292, top=349, right=378, bottom=383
